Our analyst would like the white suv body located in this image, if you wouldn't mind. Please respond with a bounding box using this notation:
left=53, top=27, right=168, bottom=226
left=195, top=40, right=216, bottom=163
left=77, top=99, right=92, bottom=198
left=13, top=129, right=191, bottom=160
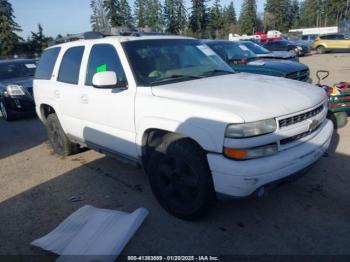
left=34, top=35, right=333, bottom=219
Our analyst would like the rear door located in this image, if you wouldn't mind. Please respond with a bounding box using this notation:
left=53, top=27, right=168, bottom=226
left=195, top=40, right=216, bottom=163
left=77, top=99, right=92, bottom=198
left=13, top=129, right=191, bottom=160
left=53, top=46, right=86, bottom=139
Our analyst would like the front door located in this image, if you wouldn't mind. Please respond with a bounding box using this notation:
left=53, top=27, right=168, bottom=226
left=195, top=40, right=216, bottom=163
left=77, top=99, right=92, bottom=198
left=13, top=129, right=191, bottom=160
left=80, top=43, right=137, bottom=158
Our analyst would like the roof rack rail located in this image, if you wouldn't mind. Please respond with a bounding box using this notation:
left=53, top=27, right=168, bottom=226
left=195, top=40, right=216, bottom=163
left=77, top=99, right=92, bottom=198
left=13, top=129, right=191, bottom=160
left=48, top=30, right=171, bottom=46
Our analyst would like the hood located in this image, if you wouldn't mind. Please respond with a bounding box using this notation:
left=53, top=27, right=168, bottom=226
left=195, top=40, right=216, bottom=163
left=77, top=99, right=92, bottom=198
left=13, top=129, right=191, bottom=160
left=0, top=77, right=33, bottom=91
left=232, top=59, right=308, bottom=77
left=151, top=73, right=326, bottom=122
left=257, top=51, right=295, bottom=59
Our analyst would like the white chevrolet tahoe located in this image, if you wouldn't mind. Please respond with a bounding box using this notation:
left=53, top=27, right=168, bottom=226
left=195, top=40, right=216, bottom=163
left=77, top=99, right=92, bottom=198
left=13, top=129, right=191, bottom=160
left=34, top=33, right=333, bottom=220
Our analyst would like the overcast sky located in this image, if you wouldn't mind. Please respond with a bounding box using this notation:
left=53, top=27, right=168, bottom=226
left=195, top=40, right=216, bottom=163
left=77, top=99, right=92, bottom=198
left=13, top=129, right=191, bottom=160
left=10, top=0, right=266, bottom=38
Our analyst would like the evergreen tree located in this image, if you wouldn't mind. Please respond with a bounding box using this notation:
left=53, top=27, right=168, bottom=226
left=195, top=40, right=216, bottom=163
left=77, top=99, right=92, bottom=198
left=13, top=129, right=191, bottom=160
left=224, top=1, right=237, bottom=24
left=134, top=0, right=146, bottom=28
left=104, top=0, right=121, bottom=27
left=189, top=0, right=209, bottom=38
left=264, top=0, right=292, bottom=32
left=164, top=0, right=187, bottom=34
left=29, top=24, right=50, bottom=54
left=145, top=0, right=163, bottom=31
left=0, top=0, right=22, bottom=57
left=207, top=0, right=224, bottom=38
left=90, top=0, right=109, bottom=32
left=119, top=0, right=133, bottom=28
left=239, top=0, right=258, bottom=34
left=290, top=0, right=300, bottom=28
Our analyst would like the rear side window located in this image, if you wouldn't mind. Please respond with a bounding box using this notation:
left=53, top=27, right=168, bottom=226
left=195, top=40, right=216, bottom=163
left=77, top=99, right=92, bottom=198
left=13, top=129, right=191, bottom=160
left=35, top=47, right=61, bottom=80
left=58, top=46, right=85, bottom=85
left=85, top=44, right=127, bottom=87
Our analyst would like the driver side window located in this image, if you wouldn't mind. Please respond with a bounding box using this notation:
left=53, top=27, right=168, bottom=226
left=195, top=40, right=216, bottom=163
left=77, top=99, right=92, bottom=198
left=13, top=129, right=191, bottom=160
left=85, top=44, right=127, bottom=87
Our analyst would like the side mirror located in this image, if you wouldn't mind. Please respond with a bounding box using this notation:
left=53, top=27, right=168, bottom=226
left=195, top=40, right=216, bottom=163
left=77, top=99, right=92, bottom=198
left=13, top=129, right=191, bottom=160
left=92, top=71, right=117, bottom=88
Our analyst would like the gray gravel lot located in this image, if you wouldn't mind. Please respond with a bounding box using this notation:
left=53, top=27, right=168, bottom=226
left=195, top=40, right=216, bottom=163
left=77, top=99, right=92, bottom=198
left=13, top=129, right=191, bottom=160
left=0, top=53, right=349, bottom=258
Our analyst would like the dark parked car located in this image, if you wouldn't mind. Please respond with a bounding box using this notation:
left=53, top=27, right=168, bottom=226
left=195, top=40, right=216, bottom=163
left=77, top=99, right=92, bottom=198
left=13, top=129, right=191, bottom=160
left=239, top=41, right=299, bottom=62
left=204, top=40, right=310, bottom=82
left=0, top=59, right=36, bottom=121
left=263, top=40, right=310, bottom=56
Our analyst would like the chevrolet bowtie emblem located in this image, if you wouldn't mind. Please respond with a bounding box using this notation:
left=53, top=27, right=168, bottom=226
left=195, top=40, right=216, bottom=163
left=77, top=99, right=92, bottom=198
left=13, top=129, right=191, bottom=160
left=309, top=119, right=319, bottom=131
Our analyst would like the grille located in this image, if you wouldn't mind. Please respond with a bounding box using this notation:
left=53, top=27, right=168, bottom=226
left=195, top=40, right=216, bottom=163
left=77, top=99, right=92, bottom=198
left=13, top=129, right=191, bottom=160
left=279, top=105, right=323, bottom=128
left=286, top=69, right=309, bottom=82
left=280, top=123, right=322, bottom=145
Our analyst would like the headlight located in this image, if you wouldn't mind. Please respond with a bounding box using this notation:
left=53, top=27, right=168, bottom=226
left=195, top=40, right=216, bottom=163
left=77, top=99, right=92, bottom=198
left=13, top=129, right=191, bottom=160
left=226, top=119, right=277, bottom=138
left=6, top=84, right=25, bottom=96
left=297, top=46, right=302, bottom=51
left=224, top=144, right=278, bottom=160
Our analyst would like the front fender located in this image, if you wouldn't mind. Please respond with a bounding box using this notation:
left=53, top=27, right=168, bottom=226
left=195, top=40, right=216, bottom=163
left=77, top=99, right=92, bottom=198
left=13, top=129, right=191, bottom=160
left=136, top=116, right=223, bottom=156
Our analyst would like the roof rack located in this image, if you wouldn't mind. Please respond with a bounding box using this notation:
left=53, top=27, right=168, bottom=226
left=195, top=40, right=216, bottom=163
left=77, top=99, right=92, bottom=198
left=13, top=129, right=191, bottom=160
left=48, top=29, right=171, bottom=46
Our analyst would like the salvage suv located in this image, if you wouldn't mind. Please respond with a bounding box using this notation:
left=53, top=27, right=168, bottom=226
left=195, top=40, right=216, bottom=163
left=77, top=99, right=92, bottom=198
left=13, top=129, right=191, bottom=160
left=34, top=33, right=333, bottom=220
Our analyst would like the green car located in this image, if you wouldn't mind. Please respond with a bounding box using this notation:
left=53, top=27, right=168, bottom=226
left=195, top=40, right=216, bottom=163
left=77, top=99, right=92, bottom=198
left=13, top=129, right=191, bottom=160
left=204, top=40, right=311, bottom=82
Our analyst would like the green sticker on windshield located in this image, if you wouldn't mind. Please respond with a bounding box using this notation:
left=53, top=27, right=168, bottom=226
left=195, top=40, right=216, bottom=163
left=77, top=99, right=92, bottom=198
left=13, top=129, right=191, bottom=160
left=96, top=64, right=107, bottom=73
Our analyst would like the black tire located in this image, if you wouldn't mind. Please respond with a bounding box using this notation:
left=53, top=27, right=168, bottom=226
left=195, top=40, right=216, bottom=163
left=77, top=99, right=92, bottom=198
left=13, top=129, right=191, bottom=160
left=46, top=113, right=79, bottom=156
left=147, top=135, right=215, bottom=220
left=0, top=101, right=15, bottom=121
left=316, top=46, right=326, bottom=54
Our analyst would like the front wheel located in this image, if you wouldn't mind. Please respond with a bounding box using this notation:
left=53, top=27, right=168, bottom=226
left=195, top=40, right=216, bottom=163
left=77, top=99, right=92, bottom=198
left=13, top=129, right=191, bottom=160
left=0, top=101, right=15, bottom=121
left=316, top=46, right=326, bottom=54
left=147, top=136, right=215, bottom=220
left=46, top=113, right=80, bottom=156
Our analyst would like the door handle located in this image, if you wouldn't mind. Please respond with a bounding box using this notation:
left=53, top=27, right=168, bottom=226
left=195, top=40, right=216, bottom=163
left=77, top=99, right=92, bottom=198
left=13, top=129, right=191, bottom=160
left=80, top=94, right=89, bottom=104
left=53, top=90, right=60, bottom=98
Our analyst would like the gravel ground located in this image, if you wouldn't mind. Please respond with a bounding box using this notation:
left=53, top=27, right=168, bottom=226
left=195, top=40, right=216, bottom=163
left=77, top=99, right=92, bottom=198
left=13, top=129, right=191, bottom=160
left=0, top=54, right=349, bottom=260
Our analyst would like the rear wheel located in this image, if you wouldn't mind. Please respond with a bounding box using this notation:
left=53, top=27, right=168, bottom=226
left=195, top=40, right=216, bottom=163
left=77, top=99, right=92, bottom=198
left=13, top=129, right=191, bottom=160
left=46, top=113, right=79, bottom=156
left=0, top=101, right=15, bottom=121
left=316, top=46, right=326, bottom=54
left=147, top=135, right=215, bottom=220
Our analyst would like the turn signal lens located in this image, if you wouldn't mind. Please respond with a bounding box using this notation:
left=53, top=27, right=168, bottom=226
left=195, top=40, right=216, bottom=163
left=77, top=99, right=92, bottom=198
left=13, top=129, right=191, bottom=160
left=224, top=148, right=247, bottom=159
left=224, top=144, right=278, bottom=160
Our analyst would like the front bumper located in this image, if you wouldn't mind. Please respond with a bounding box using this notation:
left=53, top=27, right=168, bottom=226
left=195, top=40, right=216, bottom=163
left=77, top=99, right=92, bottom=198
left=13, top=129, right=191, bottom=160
left=207, top=119, right=333, bottom=197
left=1, top=96, right=35, bottom=114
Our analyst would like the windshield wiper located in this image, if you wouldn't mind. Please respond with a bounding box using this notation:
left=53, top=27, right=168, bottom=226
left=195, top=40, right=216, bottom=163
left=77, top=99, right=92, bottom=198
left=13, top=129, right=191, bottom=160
left=202, top=69, right=235, bottom=76
left=151, top=74, right=204, bottom=84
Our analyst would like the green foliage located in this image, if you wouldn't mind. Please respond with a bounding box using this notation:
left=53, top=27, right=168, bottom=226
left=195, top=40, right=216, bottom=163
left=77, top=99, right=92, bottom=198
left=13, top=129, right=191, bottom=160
left=164, top=0, right=187, bottom=34
left=104, top=0, right=121, bottom=27
left=90, top=0, right=109, bottom=32
left=0, top=0, right=22, bottom=57
left=134, top=0, right=146, bottom=28
left=223, top=1, right=237, bottom=24
left=207, top=0, right=224, bottom=38
left=264, top=0, right=292, bottom=32
left=189, top=0, right=209, bottom=37
left=300, top=0, right=350, bottom=27
left=29, top=24, right=51, bottom=54
left=239, top=0, right=259, bottom=34
left=119, top=0, right=133, bottom=28
left=144, top=0, right=164, bottom=31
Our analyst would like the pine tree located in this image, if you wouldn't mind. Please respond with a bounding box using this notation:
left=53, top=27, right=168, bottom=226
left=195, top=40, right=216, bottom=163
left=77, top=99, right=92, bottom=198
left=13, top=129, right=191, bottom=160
left=224, top=1, right=237, bottom=24
left=134, top=0, right=146, bottom=28
left=104, top=0, right=121, bottom=27
left=290, top=0, right=300, bottom=28
left=0, top=0, right=22, bottom=57
left=189, top=0, right=209, bottom=38
left=90, top=0, right=109, bottom=32
left=164, top=0, right=187, bottom=34
left=29, top=24, right=49, bottom=54
left=145, top=0, right=163, bottom=31
left=207, top=0, right=223, bottom=38
left=239, top=0, right=258, bottom=34
left=119, top=0, right=133, bottom=28
left=264, top=0, right=292, bottom=32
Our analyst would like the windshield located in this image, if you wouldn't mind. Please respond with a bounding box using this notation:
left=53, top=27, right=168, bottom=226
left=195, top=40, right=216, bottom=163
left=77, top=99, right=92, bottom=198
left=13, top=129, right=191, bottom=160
left=0, top=61, right=36, bottom=81
left=240, top=42, right=270, bottom=55
left=206, top=42, right=258, bottom=64
left=122, top=39, right=234, bottom=86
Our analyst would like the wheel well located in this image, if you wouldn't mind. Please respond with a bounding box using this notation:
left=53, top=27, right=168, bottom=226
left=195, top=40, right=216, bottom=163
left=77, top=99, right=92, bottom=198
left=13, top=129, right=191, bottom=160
left=141, top=129, right=204, bottom=167
left=40, top=104, right=56, bottom=122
